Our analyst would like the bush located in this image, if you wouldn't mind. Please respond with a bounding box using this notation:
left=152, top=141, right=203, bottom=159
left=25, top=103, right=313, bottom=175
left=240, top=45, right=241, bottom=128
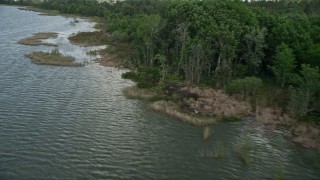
left=136, top=67, right=161, bottom=83
left=137, top=81, right=156, bottom=89
left=226, top=76, right=263, bottom=98
left=121, top=67, right=161, bottom=89
left=111, top=31, right=129, bottom=42
left=121, top=71, right=137, bottom=80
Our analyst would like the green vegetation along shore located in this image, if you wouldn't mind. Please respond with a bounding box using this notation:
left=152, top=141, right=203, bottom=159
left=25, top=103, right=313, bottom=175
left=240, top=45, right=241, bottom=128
left=3, top=0, right=319, bottom=148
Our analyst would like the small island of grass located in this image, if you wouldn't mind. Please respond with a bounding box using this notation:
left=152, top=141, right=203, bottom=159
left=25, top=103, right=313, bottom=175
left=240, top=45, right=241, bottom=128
left=25, top=49, right=83, bottom=67
left=18, top=32, right=58, bottom=46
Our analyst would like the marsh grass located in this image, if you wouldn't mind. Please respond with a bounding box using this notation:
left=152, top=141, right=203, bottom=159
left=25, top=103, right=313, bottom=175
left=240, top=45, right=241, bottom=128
left=150, top=100, right=219, bottom=126
left=26, top=49, right=83, bottom=67
left=68, top=31, right=111, bottom=46
left=123, top=86, right=161, bottom=100
left=18, top=32, right=58, bottom=46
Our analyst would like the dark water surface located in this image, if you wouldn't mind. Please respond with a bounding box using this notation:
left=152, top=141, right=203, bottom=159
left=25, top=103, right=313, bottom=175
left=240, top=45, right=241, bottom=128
left=0, top=6, right=319, bottom=179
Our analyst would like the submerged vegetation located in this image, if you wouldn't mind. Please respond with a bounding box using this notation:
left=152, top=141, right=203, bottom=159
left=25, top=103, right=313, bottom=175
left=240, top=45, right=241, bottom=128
left=18, top=32, right=58, bottom=46
left=235, top=138, right=256, bottom=166
left=26, top=49, right=83, bottom=67
left=203, top=127, right=211, bottom=140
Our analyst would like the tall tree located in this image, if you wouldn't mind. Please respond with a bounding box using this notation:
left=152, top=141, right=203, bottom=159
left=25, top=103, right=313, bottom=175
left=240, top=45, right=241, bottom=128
left=241, top=27, right=267, bottom=75
left=288, top=64, right=320, bottom=116
left=269, top=43, right=296, bottom=87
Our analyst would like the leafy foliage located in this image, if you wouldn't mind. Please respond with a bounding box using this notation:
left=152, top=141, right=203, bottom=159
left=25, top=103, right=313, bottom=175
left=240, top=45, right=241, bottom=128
left=226, top=77, right=263, bottom=99
left=269, top=43, right=296, bottom=87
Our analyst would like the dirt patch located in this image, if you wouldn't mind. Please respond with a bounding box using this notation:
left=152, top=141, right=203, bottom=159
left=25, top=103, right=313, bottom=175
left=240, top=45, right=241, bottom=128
left=291, top=123, right=320, bottom=149
left=25, top=50, right=83, bottom=67
left=255, top=106, right=320, bottom=149
left=95, top=54, right=123, bottom=68
left=255, top=106, right=293, bottom=127
left=18, top=32, right=58, bottom=46
left=179, top=87, right=252, bottom=117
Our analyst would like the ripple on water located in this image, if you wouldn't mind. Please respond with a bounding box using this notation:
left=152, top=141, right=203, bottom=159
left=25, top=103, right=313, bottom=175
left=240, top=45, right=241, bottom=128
left=0, top=5, right=320, bottom=180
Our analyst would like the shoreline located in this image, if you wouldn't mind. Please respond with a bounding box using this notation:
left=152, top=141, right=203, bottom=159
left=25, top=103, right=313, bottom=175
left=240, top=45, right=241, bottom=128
left=14, top=4, right=319, bottom=150
left=124, top=85, right=251, bottom=126
left=16, top=5, right=125, bottom=68
left=16, top=7, right=107, bottom=67
left=123, top=85, right=320, bottom=149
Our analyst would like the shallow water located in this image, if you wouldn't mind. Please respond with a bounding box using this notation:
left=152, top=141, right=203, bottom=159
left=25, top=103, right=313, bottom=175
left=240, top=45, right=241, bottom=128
left=0, top=6, right=319, bottom=179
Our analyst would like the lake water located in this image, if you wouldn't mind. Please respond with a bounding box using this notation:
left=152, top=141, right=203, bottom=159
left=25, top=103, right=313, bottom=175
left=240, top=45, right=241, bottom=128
left=0, top=6, right=319, bottom=179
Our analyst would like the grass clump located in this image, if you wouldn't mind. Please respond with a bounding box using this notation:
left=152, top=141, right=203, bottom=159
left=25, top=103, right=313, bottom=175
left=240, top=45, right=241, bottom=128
left=18, top=32, right=58, bottom=46
left=123, top=86, right=160, bottom=100
left=25, top=49, right=83, bottom=67
left=122, top=67, right=161, bottom=89
left=150, top=100, right=219, bottom=126
left=235, top=138, right=255, bottom=166
left=203, top=127, right=211, bottom=140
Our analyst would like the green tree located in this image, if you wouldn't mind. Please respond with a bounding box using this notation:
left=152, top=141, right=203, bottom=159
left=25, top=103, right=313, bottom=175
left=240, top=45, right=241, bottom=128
left=288, top=64, right=320, bottom=116
left=241, top=27, right=267, bottom=75
left=269, top=43, right=296, bottom=87
left=226, top=76, right=263, bottom=99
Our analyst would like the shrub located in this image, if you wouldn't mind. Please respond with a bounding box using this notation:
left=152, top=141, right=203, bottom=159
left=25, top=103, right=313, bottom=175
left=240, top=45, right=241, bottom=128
left=122, top=67, right=161, bottom=89
left=121, top=71, right=138, bottom=80
left=111, top=31, right=129, bottom=42
left=226, top=76, right=263, bottom=98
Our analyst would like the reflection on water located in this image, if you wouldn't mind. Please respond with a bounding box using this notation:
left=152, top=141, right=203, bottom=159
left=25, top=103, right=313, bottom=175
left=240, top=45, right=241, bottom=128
left=0, top=6, right=319, bottom=180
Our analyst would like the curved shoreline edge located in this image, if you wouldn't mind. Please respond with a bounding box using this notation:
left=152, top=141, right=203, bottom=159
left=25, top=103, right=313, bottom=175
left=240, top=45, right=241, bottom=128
left=123, top=85, right=320, bottom=149
left=14, top=5, right=319, bottom=150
